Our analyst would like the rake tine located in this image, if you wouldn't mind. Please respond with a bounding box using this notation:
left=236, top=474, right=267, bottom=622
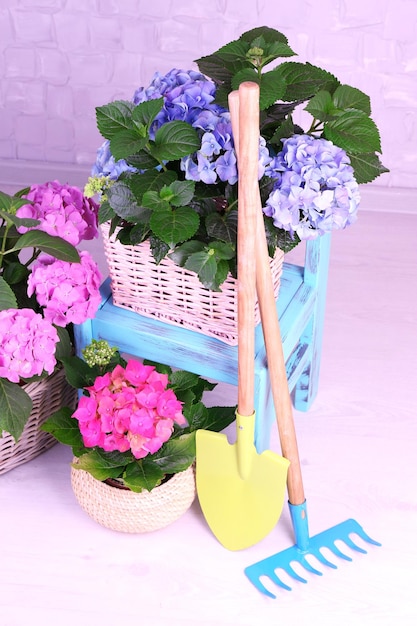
left=329, top=542, right=353, bottom=562
left=269, top=570, right=293, bottom=592
left=284, top=564, right=308, bottom=584
left=312, top=548, right=339, bottom=569
left=342, top=535, right=368, bottom=554
left=297, top=555, right=323, bottom=577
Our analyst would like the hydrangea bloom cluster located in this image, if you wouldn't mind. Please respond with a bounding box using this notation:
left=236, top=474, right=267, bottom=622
left=264, top=134, right=360, bottom=240
left=0, top=308, right=59, bottom=383
left=17, top=180, right=99, bottom=246
left=27, top=250, right=102, bottom=327
left=73, top=360, right=187, bottom=459
left=93, top=68, right=271, bottom=186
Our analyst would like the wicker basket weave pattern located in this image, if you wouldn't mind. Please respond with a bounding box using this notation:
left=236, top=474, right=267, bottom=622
left=101, top=223, right=284, bottom=345
left=0, top=367, right=78, bottom=475
left=71, top=462, right=196, bottom=533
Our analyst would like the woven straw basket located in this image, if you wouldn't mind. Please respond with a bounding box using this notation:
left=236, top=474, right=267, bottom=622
left=101, top=223, right=284, bottom=345
left=0, top=367, right=77, bottom=475
left=71, top=462, right=196, bottom=533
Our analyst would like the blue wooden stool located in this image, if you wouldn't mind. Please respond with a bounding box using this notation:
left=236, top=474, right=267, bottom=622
left=74, top=234, right=331, bottom=452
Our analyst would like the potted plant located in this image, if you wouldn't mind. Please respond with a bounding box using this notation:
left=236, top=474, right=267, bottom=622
left=85, top=26, right=387, bottom=343
left=41, top=339, right=236, bottom=532
left=0, top=181, right=102, bottom=473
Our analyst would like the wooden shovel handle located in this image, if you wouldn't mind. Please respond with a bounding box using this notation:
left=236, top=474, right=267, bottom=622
left=236, top=83, right=259, bottom=418
left=229, top=89, right=305, bottom=505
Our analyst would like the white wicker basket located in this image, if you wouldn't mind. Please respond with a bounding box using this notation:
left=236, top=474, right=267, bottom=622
left=101, top=223, right=284, bottom=345
left=71, top=462, right=196, bottom=533
left=0, top=367, right=77, bottom=475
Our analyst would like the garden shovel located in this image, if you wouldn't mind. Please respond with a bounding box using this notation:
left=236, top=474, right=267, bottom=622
left=195, top=82, right=289, bottom=552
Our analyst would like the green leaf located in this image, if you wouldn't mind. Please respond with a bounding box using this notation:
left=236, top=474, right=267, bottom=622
left=208, top=241, right=235, bottom=260
left=212, top=258, right=230, bottom=288
left=205, top=211, right=237, bottom=245
left=151, top=121, right=200, bottom=161
left=332, top=84, right=371, bottom=115
left=75, top=449, right=131, bottom=481
left=152, top=433, right=196, bottom=474
left=128, top=170, right=177, bottom=200
left=0, top=209, right=39, bottom=229
left=275, top=61, right=340, bottom=101
left=54, top=327, right=73, bottom=361
left=240, top=26, right=289, bottom=46
left=13, top=231, right=80, bottom=262
left=126, top=151, right=160, bottom=170
left=231, top=67, right=259, bottom=90
left=123, top=458, right=164, bottom=492
left=150, top=205, right=199, bottom=247
left=259, top=70, right=288, bottom=110
left=98, top=200, right=116, bottom=225
left=0, top=276, right=18, bottom=310
left=184, top=250, right=218, bottom=290
left=168, top=370, right=205, bottom=393
left=324, top=110, right=382, bottom=154
left=304, top=90, right=337, bottom=122
left=41, top=407, right=85, bottom=454
left=59, top=355, right=96, bottom=389
left=109, top=130, right=147, bottom=161
left=107, top=181, right=143, bottom=221
left=269, top=115, right=297, bottom=144
left=2, top=261, right=29, bottom=286
left=348, top=152, right=390, bottom=184
left=96, top=100, right=135, bottom=140
left=147, top=235, right=169, bottom=261
left=131, top=98, right=164, bottom=126
left=142, top=190, right=170, bottom=212
left=168, top=180, right=196, bottom=207
left=168, top=240, right=205, bottom=266
left=0, top=379, right=32, bottom=442
left=187, top=403, right=236, bottom=433
left=0, top=191, right=32, bottom=215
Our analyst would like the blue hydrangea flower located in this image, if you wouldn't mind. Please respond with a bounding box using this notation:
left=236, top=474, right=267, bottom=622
left=264, top=134, right=360, bottom=240
left=91, top=140, right=137, bottom=180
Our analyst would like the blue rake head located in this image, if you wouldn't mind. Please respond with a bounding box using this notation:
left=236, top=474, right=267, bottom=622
left=244, top=518, right=381, bottom=599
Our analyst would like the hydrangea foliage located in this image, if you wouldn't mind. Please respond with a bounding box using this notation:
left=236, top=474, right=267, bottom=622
left=42, top=343, right=236, bottom=492
left=87, top=27, right=387, bottom=290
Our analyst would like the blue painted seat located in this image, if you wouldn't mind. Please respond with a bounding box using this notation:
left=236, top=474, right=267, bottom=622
left=74, top=234, right=331, bottom=452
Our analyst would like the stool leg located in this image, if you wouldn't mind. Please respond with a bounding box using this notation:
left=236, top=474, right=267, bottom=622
left=293, top=234, right=331, bottom=411
left=254, top=365, right=275, bottom=452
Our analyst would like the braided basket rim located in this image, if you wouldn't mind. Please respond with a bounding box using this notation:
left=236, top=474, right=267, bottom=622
left=71, top=462, right=196, bottom=533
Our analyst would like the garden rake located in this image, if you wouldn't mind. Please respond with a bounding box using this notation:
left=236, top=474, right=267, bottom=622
left=229, top=87, right=382, bottom=599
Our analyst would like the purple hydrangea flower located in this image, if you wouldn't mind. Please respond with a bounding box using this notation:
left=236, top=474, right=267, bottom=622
left=17, top=181, right=99, bottom=245
left=264, top=135, right=360, bottom=240
left=0, top=308, right=59, bottom=383
left=27, top=250, right=102, bottom=327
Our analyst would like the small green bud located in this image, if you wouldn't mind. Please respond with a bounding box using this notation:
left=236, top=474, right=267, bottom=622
left=83, top=339, right=118, bottom=367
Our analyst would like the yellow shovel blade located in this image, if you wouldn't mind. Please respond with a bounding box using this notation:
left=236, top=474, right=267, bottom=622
left=196, top=413, right=290, bottom=551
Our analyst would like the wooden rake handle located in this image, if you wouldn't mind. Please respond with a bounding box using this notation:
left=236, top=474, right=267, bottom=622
left=229, top=89, right=305, bottom=506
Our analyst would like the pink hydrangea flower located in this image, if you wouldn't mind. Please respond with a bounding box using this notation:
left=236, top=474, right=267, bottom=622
left=72, top=360, right=186, bottom=459
left=16, top=180, right=99, bottom=245
left=0, top=308, right=59, bottom=383
left=27, top=250, right=102, bottom=327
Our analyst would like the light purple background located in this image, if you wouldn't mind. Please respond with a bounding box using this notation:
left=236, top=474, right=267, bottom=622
left=1, top=0, right=416, bottom=191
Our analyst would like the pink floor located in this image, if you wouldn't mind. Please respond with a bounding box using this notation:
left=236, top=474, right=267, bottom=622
left=1, top=201, right=416, bottom=625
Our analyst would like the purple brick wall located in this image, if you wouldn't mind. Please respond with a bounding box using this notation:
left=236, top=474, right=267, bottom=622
left=1, top=0, right=417, bottom=190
